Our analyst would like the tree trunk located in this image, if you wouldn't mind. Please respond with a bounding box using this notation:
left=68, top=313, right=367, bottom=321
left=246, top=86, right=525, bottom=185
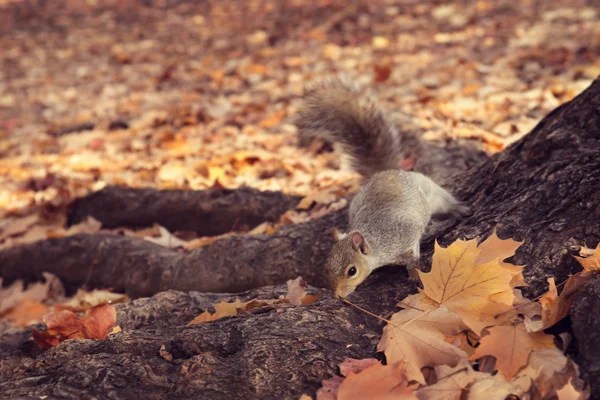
left=1, top=78, right=599, bottom=399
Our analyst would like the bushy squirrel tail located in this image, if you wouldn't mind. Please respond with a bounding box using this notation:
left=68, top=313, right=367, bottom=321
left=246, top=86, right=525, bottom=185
left=294, top=80, right=403, bottom=178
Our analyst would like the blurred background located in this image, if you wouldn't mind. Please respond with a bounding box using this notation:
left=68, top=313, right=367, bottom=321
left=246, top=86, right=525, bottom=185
left=0, top=0, right=599, bottom=218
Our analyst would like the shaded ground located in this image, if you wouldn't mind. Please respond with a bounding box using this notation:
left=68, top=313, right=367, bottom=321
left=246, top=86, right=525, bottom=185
left=1, top=0, right=599, bottom=216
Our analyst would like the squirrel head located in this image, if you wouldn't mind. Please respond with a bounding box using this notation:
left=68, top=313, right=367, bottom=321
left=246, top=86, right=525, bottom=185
left=326, top=229, right=371, bottom=298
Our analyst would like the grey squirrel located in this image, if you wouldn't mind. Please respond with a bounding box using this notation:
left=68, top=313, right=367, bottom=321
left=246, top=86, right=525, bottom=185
left=295, top=80, right=470, bottom=298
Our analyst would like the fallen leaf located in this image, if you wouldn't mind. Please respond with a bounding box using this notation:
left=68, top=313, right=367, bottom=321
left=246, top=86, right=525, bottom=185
left=64, top=216, right=102, bottom=235
left=2, top=298, right=49, bottom=327
left=556, top=379, right=589, bottom=400
left=287, top=276, right=308, bottom=305
left=418, top=239, right=522, bottom=334
left=0, top=214, right=40, bottom=241
left=337, top=361, right=417, bottom=400
left=0, top=272, right=64, bottom=315
left=159, top=344, right=174, bottom=361
left=286, top=276, right=322, bottom=305
left=475, top=230, right=523, bottom=266
left=316, top=376, right=343, bottom=400
left=338, top=358, right=379, bottom=377
left=373, top=64, right=392, bottom=83
left=296, top=189, right=337, bottom=210
left=57, top=289, right=130, bottom=312
left=470, top=322, right=555, bottom=379
left=187, top=297, right=288, bottom=325
left=144, top=225, right=186, bottom=248
left=534, top=274, right=592, bottom=331
left=378, top=297, right=468, bottom=384
left=417, top=360, right=494, bottom=400
left=108, top=326, right=122, bottom=335
left=33, top=303, right=117, bottom=349
left=573, top=243, right=600, bottom=272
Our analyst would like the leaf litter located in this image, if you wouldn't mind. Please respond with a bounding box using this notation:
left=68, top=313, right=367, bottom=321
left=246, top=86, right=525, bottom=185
left=314, top=231, right=592, bottom=400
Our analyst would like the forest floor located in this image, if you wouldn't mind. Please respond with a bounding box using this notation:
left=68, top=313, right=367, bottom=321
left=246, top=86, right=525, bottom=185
left=1, top=0, right=599, bottom=226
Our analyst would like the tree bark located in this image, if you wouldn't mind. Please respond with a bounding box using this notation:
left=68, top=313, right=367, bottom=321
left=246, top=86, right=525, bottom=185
left=1, top=79, right=599, bottom=398
left=67, top=186, right=302, bottom=237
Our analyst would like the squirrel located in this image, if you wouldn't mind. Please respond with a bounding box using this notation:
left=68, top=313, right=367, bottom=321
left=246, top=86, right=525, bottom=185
left=294, top=80, right=470, bottom=298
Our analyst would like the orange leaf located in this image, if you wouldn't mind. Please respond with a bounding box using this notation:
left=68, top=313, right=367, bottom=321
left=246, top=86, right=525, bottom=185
left=337, top=361, right=417, bottom=400
left=2, top=298, right=49, bottom=327
left=573, top=243, right=600, bottom=272
left=33, top=303, right=117, bottom=348
left=470, top=322, right=555, bottom=379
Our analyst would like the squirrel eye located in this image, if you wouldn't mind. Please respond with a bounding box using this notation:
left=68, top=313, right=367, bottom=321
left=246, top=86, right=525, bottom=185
left=347, top=266, right=357, bottom=277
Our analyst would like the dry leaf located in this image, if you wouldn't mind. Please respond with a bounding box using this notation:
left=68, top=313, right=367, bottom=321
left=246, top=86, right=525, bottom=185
left=33, top=303, right=117, bottom=349
left=337, top=361, right=417, bottom=400
left=286, top=276, right=322, bottom=305
left=378, top=297, right=468, bottom=384
left=57, top=289, right=130, bottom=312
left=296, top=189, right=337, bottom=210
left=109, top=326, right=122, bottom=335
left=418, top=239, right=522, bottom=334
left=316, top=376, right=343, bottom=400
left=556, top=379, right=589, bottom=400
left=0, top=272, right=63, bottom=314
left=467, top=375, right=522, bottom=400
left=64, top=216, right=102, bottom=235
left=143, top=225, right=186, bottom=248
left=573, top=243, right=600, bottom=272
left=533, top=274, right=592, bottom=332
left=187, top=297, right=287, bottom=325
left=0, top=214, right=40, bottom=241
left=470, top=322, right=555, bottom=379
left=2, top=298, right=50, bottom=327
left=338, top=358, right=379, bottom=376
left=417, top=360, right=492, bottom=400
left=475, top=230, right=523, bottom=266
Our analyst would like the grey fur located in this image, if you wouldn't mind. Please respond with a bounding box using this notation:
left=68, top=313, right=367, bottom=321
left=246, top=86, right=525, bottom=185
left=294, top=80, right=402, bottom=178
left=295, top=80, right=469, bottom=297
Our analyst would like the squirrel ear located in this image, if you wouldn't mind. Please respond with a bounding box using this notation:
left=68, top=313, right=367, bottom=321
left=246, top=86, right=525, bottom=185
left=351, top=232, right=370, bottom=255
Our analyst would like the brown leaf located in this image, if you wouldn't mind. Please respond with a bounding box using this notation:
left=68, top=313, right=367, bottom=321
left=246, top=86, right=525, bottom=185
left=378, top=295, right=468, bottom=384
left=0, top=272, right=64, bottom=315
left=143, top=225, right=186, bottom=248
left=286, top=276, right=322, bottom=306
left=470, top=322, right=556, bottom=379
left=418, top=238, right=522, bottom=335
left=373, top=64, right=392, bottom=83
left=33, top=303, right=117, bottom=349
left=57, top=289, right=130, bottom=312
left=338, top=358, right=379, bottom=377
left=337, top=361, right=417, bottom=400
left=573, top=243, right=600, bottom=272
left=2, top=298, right=50, bottom=327
left=534, top=274, right=592, bottom=331
left=187, top=297, right=288, bottom=325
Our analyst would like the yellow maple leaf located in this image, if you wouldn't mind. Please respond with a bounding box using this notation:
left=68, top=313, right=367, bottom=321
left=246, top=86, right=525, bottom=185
left=475, top=230, right=523, bottom=266
left=187, top=297, right=288, bottom=325
left=418, top=239, right=522, bottom=334
left=470, top=322, right=555, bottom=379
left=377, top=296, right=468, bottom=384
left=573, top=243, right=600, bottom=272
left=337, top=361, right=417, bottom=400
